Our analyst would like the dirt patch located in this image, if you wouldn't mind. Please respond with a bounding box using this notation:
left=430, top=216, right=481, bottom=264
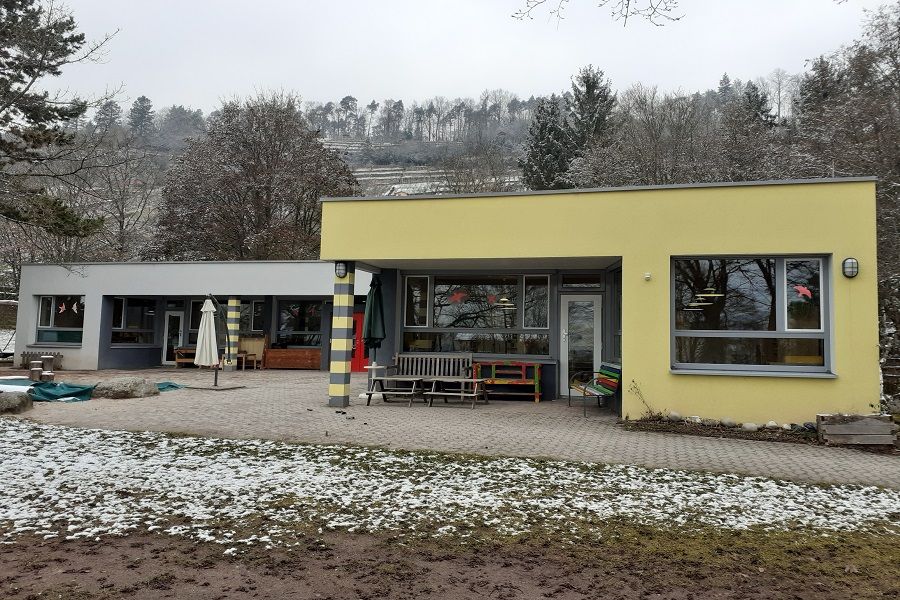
left=623, top=418, right=821, bottom=443
left=1, top=526, right=898, bottom=600
left=623, top=419, right=899, bottom=454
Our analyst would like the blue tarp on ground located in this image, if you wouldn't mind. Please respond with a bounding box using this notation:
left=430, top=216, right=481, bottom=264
left=28, top=381, right=94, bottom=402
left=157, top=381, right=184, bottom=392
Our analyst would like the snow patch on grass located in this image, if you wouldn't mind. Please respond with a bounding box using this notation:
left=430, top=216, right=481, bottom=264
left=0, top=419, right=897, bottom=547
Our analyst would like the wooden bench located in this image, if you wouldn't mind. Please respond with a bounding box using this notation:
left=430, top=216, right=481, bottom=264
left=174, top=347, right=196, bottom=367
left=568, top=362, right=621, bottom=416
left=366, top=352, right=473, bottom=406
left=475, top=361, right=542, bottom=402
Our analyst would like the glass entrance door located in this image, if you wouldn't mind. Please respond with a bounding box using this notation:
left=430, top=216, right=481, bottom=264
left=559, top=295, right=602, bottom=395
left=162, top=311, right=184, bottom=365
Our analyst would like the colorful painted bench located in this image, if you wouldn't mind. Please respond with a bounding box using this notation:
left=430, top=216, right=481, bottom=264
left=568, top=362, right=621, bottom=416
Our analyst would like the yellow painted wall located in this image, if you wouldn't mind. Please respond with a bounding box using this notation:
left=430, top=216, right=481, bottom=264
left=322, top=181, right=880, bottom=424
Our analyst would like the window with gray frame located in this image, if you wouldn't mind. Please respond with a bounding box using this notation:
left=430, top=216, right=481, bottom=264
left=37, top=295, right=85, bottom=344
left=111, top=297, right=156, bottom=344
left=239, top=300, right=265, bottom=333
left=672, top=257, right=828, bottom=372
left=402, top=274, right=551, bottom=355
left=275, top=300, right=322, bottom=347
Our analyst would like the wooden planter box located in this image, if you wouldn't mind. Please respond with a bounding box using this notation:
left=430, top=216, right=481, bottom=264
left=816, top=414, right=898, bottom=446
left=264, top=348, right=321, bottom=369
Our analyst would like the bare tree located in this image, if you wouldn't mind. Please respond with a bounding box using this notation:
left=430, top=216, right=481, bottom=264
left=156, top=92, right=357, bottom=261
left=513, top=0, right=682, bottom=25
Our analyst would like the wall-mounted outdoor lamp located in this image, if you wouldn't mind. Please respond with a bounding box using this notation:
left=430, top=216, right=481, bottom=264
left=842, top=257, right=859, bottom=278
left=334, top=261, right=348, bottom=279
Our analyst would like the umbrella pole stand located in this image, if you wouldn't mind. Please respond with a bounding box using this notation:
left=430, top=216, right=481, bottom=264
left=214, top=366, right=219, bottom=387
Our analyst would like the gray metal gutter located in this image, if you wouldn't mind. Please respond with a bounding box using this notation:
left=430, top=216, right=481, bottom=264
left=322, top=176, right=878, bottom=203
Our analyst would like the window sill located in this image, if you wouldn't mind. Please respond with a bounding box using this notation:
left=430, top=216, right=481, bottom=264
left=109, top=344, right=161, bottom=349
left=670, top=368, right=836, bottom=379
left=28, top=343, right=82, bottom=348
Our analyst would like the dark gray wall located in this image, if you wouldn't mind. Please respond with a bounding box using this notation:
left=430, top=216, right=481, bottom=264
left=97, top=296, right=164, bottom=370
left=377, top=269, right=399, bottom=365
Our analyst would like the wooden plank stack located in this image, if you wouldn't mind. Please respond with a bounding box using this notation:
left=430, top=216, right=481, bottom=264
left=816, top=414, right=898, bottom=446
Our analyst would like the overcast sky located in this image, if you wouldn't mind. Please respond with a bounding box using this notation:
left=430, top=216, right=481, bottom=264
left=55, top=0, right=886, bottom=112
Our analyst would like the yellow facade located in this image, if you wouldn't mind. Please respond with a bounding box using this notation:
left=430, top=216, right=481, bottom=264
left=321, top=179, right=880, bottom=424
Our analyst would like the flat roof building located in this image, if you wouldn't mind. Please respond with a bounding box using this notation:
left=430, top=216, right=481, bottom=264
left=319, top=177, right=880, bottom=425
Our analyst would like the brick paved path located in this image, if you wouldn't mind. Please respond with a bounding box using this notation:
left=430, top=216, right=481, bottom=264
left=13, top=368, right=900, bottom=488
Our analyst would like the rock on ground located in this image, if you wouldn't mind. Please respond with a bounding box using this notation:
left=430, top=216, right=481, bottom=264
left=742, top=423, right=759, bottom=432
left=93, top=377, right=159, bottom=399
left=0, top=392, right=32, bottom=414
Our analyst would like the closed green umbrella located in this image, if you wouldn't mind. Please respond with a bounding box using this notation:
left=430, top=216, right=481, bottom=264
left=362, top=275, right=386, bottom=364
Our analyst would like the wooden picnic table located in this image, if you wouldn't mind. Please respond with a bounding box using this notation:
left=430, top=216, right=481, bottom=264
left=366, top=375, right=425, bottom=407
left=424, top=376, right=488, bottom=409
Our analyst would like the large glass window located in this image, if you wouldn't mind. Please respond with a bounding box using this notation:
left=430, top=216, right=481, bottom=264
left=402, top=274, right=550, bottom=356
left=276, top=300, right=322, bottom=347
left=36, top=295, right=85, bottom=344
left=672, top=257, right=828, bottom=372
left=111, top=297, right=156, bottom=344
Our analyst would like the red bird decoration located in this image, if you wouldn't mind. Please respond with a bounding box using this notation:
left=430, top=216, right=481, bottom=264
left=449, top=290, right=468, bottom=304
left=58, top=302, right=66, bottom=314
left=487, top=294, right=497, bottom=304
left=793, top=285, right=813, bottom=299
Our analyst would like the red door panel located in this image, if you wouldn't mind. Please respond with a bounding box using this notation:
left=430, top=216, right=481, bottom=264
left=350, top=312, right=368, bottom=372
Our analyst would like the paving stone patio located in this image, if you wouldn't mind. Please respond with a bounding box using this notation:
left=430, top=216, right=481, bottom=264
left=10, top=368, right=900, bottom=489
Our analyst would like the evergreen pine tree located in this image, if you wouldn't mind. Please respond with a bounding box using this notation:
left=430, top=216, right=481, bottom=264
left=566, top=65, right=616, bottom=150
left=520, top=95, right=572, bottom=190
left=742, top=81, right=775, bottom=126
left=128, top=95, right=155, bottom=137
left=795, top=56, right=845, bottom=118
left=94, top=100, right=122, bottom=129
left=717, top=73, right=733, bottom=103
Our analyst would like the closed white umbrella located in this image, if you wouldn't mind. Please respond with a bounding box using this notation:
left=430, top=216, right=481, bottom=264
left=193, top=298, right=220, bottom=385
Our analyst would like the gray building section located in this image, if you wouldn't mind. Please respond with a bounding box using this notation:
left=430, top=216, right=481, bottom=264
left=16, top=261, right=371, bottom=371
left=18, top=259, right=621, bottom=406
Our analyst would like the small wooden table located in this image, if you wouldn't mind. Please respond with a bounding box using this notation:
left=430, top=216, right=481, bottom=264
left=366, top=376, right=425, bottom=407
left=174, top=347, right=196, bottom=368
left=424, top=377, right=488, bottom=409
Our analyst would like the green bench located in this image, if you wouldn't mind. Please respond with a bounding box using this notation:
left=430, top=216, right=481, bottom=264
left=568, top=362, right=621, bottom=416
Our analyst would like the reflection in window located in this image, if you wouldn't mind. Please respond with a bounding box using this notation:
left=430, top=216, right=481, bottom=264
left=524, top=276, right=549, bottom=328
left=111, top=298, right=156, bottom=344
left=433, top=276, right=519, bottom=329
left=675, top=337, right=824, bottom=367
left=674, top=259, right=776, bottom=331
left=277, top=301, right=322, bottom=347
left=405, top=276, right=428, bottom=326
left=240, top=300, right=265, bottom=332
left=786, top=260, right=821, bottom=330
left=190, top=300, right=204, bottom=330
left=671, top=256, right=829, bottom=373
left=403, top=331, right=550, bottom=355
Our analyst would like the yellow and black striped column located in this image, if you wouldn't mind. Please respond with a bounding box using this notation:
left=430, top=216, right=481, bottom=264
left=223, top=296, right=240, bottom=371
left=328, top=262, right=355, bottom=407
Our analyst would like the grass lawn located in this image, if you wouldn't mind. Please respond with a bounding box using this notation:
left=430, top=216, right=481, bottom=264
left=1, top=418, right=898, bottom=599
